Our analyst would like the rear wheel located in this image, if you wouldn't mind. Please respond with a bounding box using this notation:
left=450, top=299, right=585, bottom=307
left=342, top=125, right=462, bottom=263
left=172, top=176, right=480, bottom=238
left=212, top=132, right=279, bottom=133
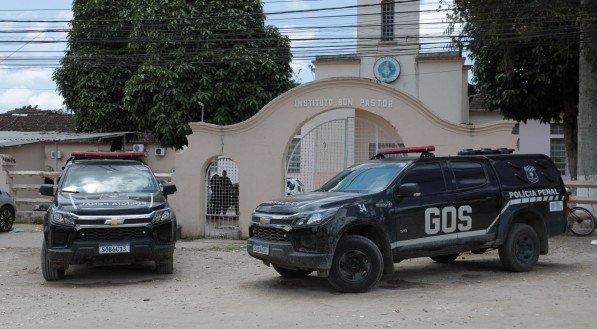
left=273, top=265, right=312, bottom=278
left=0, top=205, right=14, bottom=232
left=155, top=257, right=174, bottom=274
left=41, top=241, right=65, bottom=281
left=499, top=223, right=540, bottom=272
left=430, top=253, right=459, bottom=263
left=328, top=235, right=383, bottom=293
left=568, top=207, right=596, bottom=236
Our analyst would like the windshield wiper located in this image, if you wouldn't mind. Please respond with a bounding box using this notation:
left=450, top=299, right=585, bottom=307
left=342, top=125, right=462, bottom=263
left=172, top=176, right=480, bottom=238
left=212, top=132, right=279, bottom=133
left=61, top=189, right=80, bottom=193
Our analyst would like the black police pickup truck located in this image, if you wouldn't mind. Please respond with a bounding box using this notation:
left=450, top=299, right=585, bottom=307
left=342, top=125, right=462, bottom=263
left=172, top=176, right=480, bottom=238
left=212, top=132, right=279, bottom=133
left=247, top=146, right=567, bottom=292
left=39, top=151, right=177, bottom=281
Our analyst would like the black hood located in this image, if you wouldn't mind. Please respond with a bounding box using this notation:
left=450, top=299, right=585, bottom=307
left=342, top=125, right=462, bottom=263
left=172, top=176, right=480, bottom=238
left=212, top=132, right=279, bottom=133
left=255, top=191, right=363, bottom=214
left=55, top=192, right=167, bottom=215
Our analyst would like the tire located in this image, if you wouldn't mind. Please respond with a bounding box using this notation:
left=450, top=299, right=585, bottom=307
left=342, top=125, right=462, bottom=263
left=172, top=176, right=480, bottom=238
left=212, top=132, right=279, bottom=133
left=568, top=207, right=596, bottom=236
left=0, top=205, right=15, bottom=233
left=430, top=253, right=459, bottom=263
left=41, top=241, right=65, bottom=281
left=272, top=265, right=312, bottom=278
left=499, top=223, right=540, bottom=272
left=155, top=257, right=174, bottom=274
left=327, top=235, right=383, bottom=293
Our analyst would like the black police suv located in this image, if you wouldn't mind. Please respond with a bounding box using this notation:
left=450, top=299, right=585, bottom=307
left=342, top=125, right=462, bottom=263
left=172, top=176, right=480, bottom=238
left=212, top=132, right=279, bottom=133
left=247, top=146, right=567, bottom=293
left=39, top=152, right=177, bottom=281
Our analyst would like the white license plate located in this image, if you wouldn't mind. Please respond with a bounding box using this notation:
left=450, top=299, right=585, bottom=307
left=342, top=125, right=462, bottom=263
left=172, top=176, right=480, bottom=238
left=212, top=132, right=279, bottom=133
left=252, top=242, right=269, bottom=255
left=99, top=243, right=130, bottom=254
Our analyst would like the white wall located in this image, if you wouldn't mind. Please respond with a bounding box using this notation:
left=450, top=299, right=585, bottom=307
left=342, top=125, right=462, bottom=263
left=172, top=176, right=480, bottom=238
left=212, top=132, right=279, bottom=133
left=519, top=120, right=551, bottom=155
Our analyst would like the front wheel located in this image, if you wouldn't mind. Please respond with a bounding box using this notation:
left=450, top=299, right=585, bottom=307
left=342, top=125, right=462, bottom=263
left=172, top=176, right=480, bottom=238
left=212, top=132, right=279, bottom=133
left=568, top=207, right=596, bottom=236
left=499, top=223, right=540, bottom=272
left=0, top=205, right=14, bottom=232
left=327, top=235, right=383, bottom=293
left=273, top=265, right=312, bottom=278
left=41, top=241, right=65, bottom=281
left=155, top=257, right=174, bottom=274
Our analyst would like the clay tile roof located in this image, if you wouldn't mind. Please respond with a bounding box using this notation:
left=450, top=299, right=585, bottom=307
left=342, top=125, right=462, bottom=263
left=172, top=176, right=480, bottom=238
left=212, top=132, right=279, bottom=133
left=0, top=112, right=74, bottom=132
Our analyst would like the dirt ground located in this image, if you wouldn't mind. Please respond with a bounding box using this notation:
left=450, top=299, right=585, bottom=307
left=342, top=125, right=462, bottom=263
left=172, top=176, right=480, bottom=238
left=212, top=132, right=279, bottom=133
left=0, top=225, right=596, bottom=329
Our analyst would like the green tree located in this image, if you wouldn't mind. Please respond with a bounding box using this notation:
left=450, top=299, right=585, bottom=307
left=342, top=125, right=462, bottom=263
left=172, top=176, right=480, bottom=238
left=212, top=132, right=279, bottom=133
left=54, top=0, right=136, bottom=133
left=446, top=0, right=581, bottom=177
left=54, top=0, right=295, bottom=149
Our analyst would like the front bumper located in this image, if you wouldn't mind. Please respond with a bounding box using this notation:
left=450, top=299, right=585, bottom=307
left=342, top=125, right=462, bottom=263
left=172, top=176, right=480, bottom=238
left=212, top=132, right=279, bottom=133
left=46, top=239, right=174, bottom=267
left=247, top=238, right=330, bottom=272
left=45, top=221, right=175, bottom=267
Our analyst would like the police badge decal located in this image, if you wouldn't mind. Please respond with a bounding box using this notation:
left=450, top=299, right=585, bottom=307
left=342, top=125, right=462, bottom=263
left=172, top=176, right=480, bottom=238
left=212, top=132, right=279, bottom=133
left=524, top=165, right=540, bottom=183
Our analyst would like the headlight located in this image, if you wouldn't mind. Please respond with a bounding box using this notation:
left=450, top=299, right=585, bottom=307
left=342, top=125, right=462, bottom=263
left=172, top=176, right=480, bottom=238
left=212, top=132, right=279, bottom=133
left=292, top=208, right=338, bottom=227
left=50, top=211, right=76, bottom=226
left=152, top=209, right=172, bottom=223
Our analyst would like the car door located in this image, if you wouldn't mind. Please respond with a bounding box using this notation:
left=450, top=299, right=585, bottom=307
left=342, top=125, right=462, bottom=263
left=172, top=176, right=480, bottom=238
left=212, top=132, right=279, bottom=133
left=447, top=159, right=500, bottom=244
left=389, top=161, right=456, bottom=252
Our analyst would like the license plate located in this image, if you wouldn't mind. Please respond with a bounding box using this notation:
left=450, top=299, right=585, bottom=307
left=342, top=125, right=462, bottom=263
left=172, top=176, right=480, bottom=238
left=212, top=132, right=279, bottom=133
left=99, top=242, right=130, bottom=254
left=252, top=242, right=269, bottom=255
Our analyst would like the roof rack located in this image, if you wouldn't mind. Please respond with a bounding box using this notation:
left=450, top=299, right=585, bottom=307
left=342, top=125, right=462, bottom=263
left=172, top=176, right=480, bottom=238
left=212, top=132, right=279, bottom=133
left=458, top=148, right=514, bottom=155
left=371, top=145, right=435, bottom=159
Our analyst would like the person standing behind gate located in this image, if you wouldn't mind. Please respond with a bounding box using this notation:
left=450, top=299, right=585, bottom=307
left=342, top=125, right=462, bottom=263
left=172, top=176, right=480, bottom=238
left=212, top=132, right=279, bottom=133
left=220, top=170, right=233, bottom=215
left=208, top=173, right=220, bottom=216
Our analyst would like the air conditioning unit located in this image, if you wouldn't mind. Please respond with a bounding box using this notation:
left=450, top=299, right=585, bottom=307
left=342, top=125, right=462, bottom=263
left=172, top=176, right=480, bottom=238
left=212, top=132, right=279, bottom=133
left=50, top=150, right=62, bottom=159
left=155, top=147, right=167, bottom=157
left=132, top=144, right=145, bottom=152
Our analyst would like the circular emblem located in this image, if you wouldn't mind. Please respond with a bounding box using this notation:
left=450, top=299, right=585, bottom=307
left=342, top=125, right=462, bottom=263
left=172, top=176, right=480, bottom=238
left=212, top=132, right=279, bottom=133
left=373, top=57, right=400, bottom=83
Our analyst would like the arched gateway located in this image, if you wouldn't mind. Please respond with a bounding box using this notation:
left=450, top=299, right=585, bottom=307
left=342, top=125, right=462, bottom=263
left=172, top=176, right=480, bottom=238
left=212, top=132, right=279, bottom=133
left=171, top=78, right=516, bottom=238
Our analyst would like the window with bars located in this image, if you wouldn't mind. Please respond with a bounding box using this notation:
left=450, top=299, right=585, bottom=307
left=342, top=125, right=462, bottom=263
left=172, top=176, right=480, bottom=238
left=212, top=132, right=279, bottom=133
left=550, top=138, right=567, bottom=175
left=287, top=138, right=301, bottom=173
left=550, top=123, right=564, bottom=135
left=381, top=0, right=395, bottom=41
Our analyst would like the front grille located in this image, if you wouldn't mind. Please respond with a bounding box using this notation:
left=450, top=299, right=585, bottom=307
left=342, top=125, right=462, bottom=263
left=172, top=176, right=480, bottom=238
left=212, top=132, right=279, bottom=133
left=252, top=226, right=289, bottom=242
left=79, top=227, right=147, bottom=241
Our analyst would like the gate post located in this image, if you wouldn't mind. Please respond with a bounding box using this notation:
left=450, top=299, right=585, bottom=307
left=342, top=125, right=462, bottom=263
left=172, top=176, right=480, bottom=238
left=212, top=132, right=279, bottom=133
left=0, top=154, right=15, bottom=194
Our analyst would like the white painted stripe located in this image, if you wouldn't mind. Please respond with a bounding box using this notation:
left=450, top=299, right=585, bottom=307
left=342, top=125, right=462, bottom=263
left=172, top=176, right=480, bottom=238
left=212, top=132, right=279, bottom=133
left=391, top=233, right=458, bottom=248
left=522, top=198, right=529, bottom=203
left=458, top=230, right=489, bottom=238
left=510, top=199, right=522, bottom=205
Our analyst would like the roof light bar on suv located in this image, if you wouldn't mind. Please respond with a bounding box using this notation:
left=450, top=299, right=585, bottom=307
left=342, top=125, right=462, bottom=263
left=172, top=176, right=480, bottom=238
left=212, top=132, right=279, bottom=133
left=371, top=145, right=435, bottom=159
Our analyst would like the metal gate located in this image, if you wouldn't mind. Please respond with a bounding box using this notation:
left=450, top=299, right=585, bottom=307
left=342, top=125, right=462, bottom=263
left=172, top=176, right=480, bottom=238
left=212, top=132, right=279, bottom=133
left=205, top=157, right=240, bottom=238
left=285, top=117, right=402, bottom=193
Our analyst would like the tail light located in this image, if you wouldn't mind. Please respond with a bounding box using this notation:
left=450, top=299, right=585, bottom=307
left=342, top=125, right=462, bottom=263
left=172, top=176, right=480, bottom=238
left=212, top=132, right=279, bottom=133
left=564, top=188, right=570, bottom=216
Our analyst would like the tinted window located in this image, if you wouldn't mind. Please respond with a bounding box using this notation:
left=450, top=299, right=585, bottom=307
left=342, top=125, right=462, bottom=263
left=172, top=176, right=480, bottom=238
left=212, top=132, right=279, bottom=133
left=450, top=161, right=487, bottom=189
left=401, top=162, right=446, bottom=195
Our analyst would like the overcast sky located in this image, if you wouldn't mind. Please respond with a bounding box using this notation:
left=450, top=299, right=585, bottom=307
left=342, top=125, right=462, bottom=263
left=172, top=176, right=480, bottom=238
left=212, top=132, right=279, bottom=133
left=0, top=0, right=449, bottom=113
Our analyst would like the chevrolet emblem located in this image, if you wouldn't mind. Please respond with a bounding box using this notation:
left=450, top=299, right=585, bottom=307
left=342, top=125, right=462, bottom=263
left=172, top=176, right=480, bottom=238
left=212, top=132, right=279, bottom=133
left=259, top=218, right=270, bottom=225
left=105, top=218, right=125, bottom=225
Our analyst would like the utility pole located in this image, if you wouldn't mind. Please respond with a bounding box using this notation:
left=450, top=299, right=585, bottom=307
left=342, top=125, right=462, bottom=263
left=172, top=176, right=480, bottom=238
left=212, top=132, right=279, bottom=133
left=578, top=0, right=597, bottom=183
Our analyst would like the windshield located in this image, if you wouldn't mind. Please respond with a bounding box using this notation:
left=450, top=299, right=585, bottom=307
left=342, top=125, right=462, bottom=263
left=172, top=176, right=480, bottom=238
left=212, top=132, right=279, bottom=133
left=61, top=165, right=158, bottom=194
left=319, top=162, right=408, bottom=193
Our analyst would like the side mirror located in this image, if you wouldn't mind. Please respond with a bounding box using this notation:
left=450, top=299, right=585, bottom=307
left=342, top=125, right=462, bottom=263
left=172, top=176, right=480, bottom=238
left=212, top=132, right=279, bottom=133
left=397, top=183, right=421, bottom=198
left=161, top=182, right=177, bottom=196
left=39, top=184, right=54, bottom=197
